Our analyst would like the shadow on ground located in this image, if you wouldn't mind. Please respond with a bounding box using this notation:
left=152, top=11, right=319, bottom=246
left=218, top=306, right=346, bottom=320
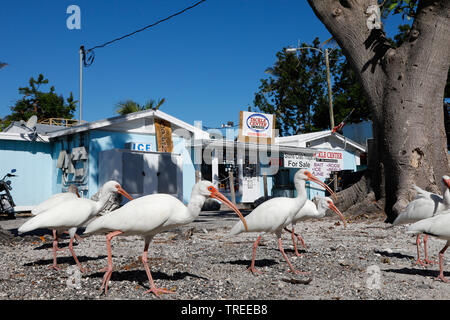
left=374, top=250, right=415, bottom=260
left=88, top=269, right=208, bottom=289
left=384, top=267, right=449, bottom=279
left=224, top=258, right=278, bottom=268
left=24, top=255, right=107, bottom=267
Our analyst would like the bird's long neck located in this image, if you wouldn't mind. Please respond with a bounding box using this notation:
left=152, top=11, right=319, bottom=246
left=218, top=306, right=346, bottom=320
left=444, top=188, right=450, bottom=207
left=186, top=193, right=206, bottom=221
left=317, top=205, right=327, bottom=218
left=93, top=193, right=113, bottom=214
left=293, top=179, right=308, bottom=213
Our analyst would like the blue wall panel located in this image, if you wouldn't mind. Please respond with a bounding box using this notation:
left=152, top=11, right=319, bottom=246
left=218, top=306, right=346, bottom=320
left=0, top=140, right=53, bottom=206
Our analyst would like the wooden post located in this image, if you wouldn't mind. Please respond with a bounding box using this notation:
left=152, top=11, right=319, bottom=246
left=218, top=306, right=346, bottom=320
left=79, top=46, right=84, bottom=124
left=325, top=48, right=335, bottom=129
left=263, top=172, right=268, bottom=197
left=333, top=172, right=338, bottom=193
left=229, top=170, right=236, bottom=205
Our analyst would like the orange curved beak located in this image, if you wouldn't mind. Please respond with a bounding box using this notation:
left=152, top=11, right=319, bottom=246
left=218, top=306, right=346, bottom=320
left=117, top=186, right=134, bottom=201
left=329, top=202, right=347, bottom=228
left=210, top=190, right=248, bottom=232
left=307, top=174, right=336, bottom=197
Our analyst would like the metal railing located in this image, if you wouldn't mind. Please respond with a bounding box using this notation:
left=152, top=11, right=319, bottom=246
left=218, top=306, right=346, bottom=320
left=39, top=118, right=81, bottom=127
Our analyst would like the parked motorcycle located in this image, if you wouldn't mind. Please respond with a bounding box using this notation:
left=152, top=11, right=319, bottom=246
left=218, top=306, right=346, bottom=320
left=0, top=169, right=17, bottom=219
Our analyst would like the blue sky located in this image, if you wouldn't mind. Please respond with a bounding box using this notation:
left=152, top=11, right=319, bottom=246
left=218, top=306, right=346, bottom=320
left=0, top=0, right=405, bottom=129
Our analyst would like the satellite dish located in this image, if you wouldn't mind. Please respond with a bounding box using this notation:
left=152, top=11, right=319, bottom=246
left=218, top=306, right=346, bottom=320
left=26, top=115, right=38, bottom=130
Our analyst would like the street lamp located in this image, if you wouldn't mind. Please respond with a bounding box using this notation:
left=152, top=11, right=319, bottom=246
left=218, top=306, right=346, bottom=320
left=79, top=46, right=84, bottom=124
left=287, top=46, right=338, bottom=193
left=286, top=46, right=335, bottom=130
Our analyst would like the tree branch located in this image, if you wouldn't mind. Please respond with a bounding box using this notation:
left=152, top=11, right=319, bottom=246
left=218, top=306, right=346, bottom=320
left=307, top=0, right=389, bottom=116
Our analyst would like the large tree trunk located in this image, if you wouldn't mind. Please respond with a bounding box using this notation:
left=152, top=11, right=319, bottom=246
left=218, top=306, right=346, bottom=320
left=307, top=0, right=450, bottom=221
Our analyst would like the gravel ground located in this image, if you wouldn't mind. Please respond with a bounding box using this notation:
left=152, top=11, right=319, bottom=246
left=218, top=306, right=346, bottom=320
left=1, top=211, right=450, bottom=300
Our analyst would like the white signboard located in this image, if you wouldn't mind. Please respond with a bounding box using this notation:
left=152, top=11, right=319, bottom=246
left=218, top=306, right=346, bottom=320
left=241, top=176, right=261, bottom=203
left=283, top=150, right=344, bottom=178
left=241, top=111, right=274, bottom=139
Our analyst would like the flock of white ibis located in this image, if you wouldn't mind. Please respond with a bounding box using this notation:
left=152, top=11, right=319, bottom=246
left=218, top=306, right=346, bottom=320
left=16, top=169, right=450, bottom=296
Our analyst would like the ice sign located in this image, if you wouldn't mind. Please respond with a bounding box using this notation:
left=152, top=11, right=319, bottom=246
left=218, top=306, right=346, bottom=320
left=125, top=142, right=153, bottom=152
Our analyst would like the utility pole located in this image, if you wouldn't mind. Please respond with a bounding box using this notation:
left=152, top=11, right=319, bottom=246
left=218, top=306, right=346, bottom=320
left=286, top=46, right=335, bottom=130
left=287, top=46, right=337, bottom=192
left=228, top=170, right=236, bottom=205
left=79, top=45, right=84, bottom=124
left=263, top=172, right=268, bottom=197
left=324, top=48, right=334, bottom=129
left=325, top=49, right=338, bottom=192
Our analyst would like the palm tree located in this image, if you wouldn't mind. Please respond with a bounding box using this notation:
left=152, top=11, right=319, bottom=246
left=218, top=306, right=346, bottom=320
left=115, top=98, right=166, bottom=116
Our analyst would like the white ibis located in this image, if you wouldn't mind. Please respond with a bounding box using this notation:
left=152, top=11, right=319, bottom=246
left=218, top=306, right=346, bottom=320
left=83, top=180, right=248, bottom=296
left=229, top=169, right=336, bottom=274
left=31, top=184, right=80, bottom=216
left=407, top=210, right=450, bottom=282
left=18, top=181, right=132, bottom=272
left=284, top=196, right=346, bottom=256
left=31, top=185, right=82, bottom=257
left=393, top=175, right=450, bottom=265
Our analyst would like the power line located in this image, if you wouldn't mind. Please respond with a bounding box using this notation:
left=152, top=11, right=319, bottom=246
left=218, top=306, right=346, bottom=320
left=82, top=0, right=207, bottom=67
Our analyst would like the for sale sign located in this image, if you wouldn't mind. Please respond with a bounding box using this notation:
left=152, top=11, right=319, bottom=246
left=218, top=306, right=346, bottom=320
left=283, top=150, right=344, bottom=178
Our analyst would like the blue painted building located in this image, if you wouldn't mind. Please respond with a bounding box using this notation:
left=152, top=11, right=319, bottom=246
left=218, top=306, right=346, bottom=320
left=0, top=133, right=53, bottom=210
left=0, top=110, right=366, bottom=211
left=0, top=110, right=209, bottom=210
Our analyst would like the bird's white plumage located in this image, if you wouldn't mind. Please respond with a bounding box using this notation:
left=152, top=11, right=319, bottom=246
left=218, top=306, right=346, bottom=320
left=291, top=199, right=320, bottom=223
left=229, top=169, right=317, bottom=236
left=19, top=180, right=124, bottom=234
left=31, top=193, right=78, bottom=216
left=393, top=184, right=450, bottom=225
left=84, top=193, right=189, bottom=236
left=230, top=197, right=300, bottom=235
left=20, top=198, right=99, bottom=234
left=407, top=210, right=450, bottom=241
left=85, top=180, right=246, bottom=238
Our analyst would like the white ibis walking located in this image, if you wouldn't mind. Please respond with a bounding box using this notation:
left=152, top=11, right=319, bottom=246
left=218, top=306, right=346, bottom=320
left=407, top=210, right=450, bottom=282
left=393, top=176, right=450, bottom=266
left=18, top=181, right=132, bottom=272
left=83, top=180, right=248, bottom=296
left=31, top=185, right=80, bottom=216
left=284, top=196, right=346, bottom=256
left=31, top=185, right=82, bottom=256
left=229, top=169, right=337, bottom=274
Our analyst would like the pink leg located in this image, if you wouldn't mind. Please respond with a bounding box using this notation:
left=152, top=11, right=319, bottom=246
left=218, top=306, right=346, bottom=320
left=142, top=242, right=175, bottom=296
left=63, top=231, right=83, bottom=243
left=68, top=236, right=86, bottom=273
left=415, top=234, right=428, bottom=267
left=284, top=227, right=307, bottom=250
left=247, top=235, right=263, bottom=274
left=291, top=226, right=303, bottom=257
left=278, top=237, right=310, bottom=275
left=100, top=230, right=123, bottom=295
left=296, top=234, right=307, bottom=250
left=436, top=244, right=449, bottom=282
left=423, top=235, right=437, bottom=265
left=74, top=234, right=83, bottom=243
left=49, top=230, right=61, bottom=271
